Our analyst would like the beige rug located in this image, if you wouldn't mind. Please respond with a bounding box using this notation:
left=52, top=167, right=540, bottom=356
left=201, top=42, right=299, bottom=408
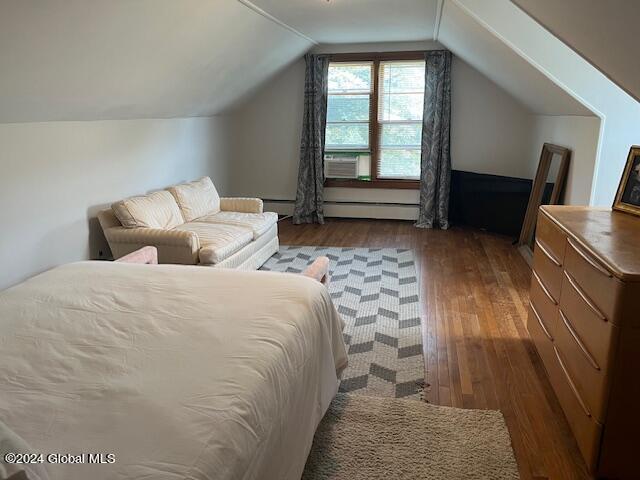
left=302, top=393, right=520, bottom=480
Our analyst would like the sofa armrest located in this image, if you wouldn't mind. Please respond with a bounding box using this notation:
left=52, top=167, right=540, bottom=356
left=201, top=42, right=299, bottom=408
left=220, top=197, right=263, bottom=214
left=104, top=227, right=200, bottom=265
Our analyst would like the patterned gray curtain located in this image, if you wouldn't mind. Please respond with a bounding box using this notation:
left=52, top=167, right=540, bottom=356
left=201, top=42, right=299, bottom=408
left=293, top=54, right=330, bottom=224
left=416, top=50, right=452, bottom=229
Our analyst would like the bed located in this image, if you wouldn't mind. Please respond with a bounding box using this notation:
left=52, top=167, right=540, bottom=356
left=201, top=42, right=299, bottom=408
left=0, top=261, right=348, bottom=480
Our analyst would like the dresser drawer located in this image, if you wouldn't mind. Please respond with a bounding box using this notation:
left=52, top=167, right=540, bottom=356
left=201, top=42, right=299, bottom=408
left=527, top=304, right=555, bottom=376
left=549, top=345, right=603, bottom=471
left=564, top=239, right=622, bottom=322
left=532, top=206, right=640, bottom=476
left=536, top=211, right=568, bottom=264
left=530, top=271, right=558, bottom=340
left=532, top=249, right=562, bottom=306
left=560, top=271, right=618, bottom=374
left=555, top=307, right=612, bottom=422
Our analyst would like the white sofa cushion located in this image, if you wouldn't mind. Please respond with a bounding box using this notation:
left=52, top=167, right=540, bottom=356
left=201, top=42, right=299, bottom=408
left=197, top=211, right=278, bottom=240
left=168, top=177, right=220, bottom=222
left=174, top=222, right=253, bottom=264
left=112, top=191, right=184, bottom=230
left=213, top=224, right=278, bottom=269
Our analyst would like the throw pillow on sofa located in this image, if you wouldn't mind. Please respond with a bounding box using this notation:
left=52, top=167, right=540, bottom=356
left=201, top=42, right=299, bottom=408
left=167, top=177, right=220, bottom=222
left=111, top=190, right=184, bottom=229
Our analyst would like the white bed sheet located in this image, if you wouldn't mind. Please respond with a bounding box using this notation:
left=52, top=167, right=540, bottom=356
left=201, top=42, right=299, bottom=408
left=0, top=262, right=347, bottom=480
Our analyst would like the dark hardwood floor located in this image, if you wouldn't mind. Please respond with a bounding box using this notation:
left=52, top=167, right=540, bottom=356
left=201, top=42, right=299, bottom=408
left=278, top=217, right=591, bottom=480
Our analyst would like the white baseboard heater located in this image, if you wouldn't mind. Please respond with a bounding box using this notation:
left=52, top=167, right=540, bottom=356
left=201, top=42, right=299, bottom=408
left=262, top=199, right=419, bottom=221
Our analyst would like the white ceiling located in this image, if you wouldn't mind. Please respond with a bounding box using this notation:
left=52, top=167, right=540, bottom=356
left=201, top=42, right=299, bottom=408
left=438, top=1, right=592, bottom=116
left=512, top=0, right=640, bottom=104
left=0, top=0, right=598, bottom=123
left=0, top=0, right=311, bottom=122
left=246, top=0, right=438, bottom=44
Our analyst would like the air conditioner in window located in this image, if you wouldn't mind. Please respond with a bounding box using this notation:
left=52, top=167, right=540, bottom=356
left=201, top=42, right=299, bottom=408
left=324, top=155, right=359, bottom=179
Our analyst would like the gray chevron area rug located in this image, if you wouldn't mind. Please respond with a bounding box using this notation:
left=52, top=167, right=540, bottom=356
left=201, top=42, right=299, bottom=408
left=261, top=246, right=424, bottom=399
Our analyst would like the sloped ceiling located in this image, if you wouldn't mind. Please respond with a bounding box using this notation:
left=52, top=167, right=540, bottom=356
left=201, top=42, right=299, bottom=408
left=512, top=0, right=640, bottom=104
left=241, top=0, right=591, bottom=115
left=0, top=0, right=595, bottom=123
left=0, top=0, right=312, bottom=123
left=438, top=0, right=592, bottom=116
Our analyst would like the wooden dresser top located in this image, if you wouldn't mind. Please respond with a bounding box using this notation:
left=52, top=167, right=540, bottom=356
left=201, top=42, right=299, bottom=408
left=541, top=206, right=640, bottom=282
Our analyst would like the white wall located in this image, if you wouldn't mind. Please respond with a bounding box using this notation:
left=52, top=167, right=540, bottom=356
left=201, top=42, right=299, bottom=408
left=452, top=0, right=640, bottom=206
left=0, top=116, right=231, bottom=290
left=451, top=58, right=535, bottom=178
left=228, top=58, right=305, bottom=202
left=530, top=116, right=601, bottom=205
left=226, top=41, right=536, bottom=218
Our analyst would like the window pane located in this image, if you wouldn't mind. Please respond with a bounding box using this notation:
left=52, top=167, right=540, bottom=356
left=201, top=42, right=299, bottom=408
left=327, top=95, right=370, bottom=122
left=380, top=123, right=422, bottom=147
left=325, top=123, right=369, bottom=149
left=379, top=93, right=424, bottom=121
left=378, top=149, right=421, bottom=179
left=328, top=63, right=372, bottom=93
left=380, top=62, right=425, bottom=93
left=379, top=61, right=425, bottom=122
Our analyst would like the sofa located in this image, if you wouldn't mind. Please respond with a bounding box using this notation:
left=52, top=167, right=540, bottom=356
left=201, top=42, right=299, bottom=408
left=97, top=177, right=279, bottom=269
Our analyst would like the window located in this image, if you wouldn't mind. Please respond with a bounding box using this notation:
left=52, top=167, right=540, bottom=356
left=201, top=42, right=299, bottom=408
left=325, top=63, right=372, bottom=151
left=378, top=61, right=424, bottom=180
left=324, top=53, right=425, bottom=188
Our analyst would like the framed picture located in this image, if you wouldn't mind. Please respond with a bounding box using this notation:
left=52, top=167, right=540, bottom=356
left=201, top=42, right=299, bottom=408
left=613, top=146, right=640, bottom=217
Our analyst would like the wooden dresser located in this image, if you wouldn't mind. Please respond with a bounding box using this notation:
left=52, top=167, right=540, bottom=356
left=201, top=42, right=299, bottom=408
left=528, top=206, right=640, bottom=478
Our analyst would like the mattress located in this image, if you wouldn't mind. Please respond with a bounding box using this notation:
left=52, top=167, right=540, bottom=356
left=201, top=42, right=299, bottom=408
left=0, top=262, right=348, bottom=480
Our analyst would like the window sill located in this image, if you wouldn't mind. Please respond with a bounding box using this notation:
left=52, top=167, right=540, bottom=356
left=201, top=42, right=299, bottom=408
left=324, top=178, right=420, bottom=190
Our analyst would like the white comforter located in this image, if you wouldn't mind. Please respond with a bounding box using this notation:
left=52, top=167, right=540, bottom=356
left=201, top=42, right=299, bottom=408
left=0, top=262, right=347, bottom=480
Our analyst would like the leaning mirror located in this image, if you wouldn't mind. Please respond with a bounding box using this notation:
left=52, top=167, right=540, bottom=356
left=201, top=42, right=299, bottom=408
left=517, top=143, right=571, bottom=264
